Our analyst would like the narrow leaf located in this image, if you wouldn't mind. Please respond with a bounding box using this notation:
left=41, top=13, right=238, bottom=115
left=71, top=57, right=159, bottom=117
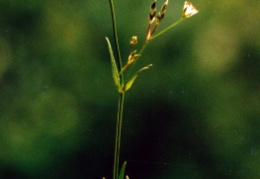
left=136, top=64, right=153, bottom=74
left=125, top=75, right=138, bottom=92
left=105, top=37, right=120, bottom=88
left=124, top=64, right=153, bottom=92
left=119, top=161, right=127, bottom=179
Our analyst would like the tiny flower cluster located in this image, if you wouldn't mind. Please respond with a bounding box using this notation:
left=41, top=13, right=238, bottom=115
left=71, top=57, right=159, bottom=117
left=146, top=0, right=169, bottom=42
left=120, top=1, right=198, bottom=77
left=145, top=1, right=198, bottom=41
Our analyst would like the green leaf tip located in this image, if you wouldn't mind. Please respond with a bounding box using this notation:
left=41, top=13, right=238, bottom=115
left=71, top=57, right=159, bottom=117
left=105, top=37, right=121, bottom=89
left=124, top=64, right=153, bottom=92
left=119, top=161, right=127, bottom=179
left=125, top=76, right=138, bottom=92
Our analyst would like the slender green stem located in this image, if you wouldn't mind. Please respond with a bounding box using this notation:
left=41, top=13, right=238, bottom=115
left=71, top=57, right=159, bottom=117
left=139, top=42, right=148, bottom=57
left=132, top=42, right=148, bottom=65
left=151, top=18, right=183, bottom=40
left=135, top=18, right=184, bottom=62
left=113, top=92, right=125, bottom=179
left=130, top=18, right=184, bottom=66
left=108, top=1, right=125, bottom=179
left=112, top=41, right=148, bottom=179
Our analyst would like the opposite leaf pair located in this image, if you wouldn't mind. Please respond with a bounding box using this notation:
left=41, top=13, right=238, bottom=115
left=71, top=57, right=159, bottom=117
left=105, top=37, right=152, bottom=93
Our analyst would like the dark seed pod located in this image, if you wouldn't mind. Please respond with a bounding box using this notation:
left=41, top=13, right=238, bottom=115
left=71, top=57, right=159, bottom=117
left=151, top=0, right=156, bottom=10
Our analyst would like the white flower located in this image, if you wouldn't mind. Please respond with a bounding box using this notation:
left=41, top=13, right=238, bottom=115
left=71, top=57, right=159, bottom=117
left=182, top=1, right=198, bottom=18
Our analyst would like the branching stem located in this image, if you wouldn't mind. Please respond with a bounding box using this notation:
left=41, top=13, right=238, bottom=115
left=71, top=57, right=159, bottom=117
left=108, top=2, right=183, bottom=179
left=151, top=18, right=183, bottom=40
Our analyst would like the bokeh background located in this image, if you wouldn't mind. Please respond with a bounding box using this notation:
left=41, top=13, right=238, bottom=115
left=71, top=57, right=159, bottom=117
left=0, top=0, right=259, bottom=178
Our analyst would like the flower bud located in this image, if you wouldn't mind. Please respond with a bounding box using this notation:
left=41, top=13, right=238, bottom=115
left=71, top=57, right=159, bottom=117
left=130, top=36, right=138, bottom=45
left=155, top=0, right=168, bottom=25
left=127, top=50, right=140, bottom=64
left=161, top=0, right=168, bottom=13
left=156, top=12, right=165, bottom=25
left=151, top=0, right=156, bottom=10
left=149, top=0, right=157, bottom=24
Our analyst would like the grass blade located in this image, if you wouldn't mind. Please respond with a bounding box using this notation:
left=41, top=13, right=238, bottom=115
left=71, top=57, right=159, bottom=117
left=105, top=37, right=120, bottom=89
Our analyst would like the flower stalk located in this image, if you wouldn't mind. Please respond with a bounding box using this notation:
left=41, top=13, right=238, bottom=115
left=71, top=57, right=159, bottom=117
left=151, top=18, right=183, bottom=40
left=106, top=1, right=198, bottom=179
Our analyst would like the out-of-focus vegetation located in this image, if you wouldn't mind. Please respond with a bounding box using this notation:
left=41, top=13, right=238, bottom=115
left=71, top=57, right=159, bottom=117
left=0, top=0, right=259, bottom=178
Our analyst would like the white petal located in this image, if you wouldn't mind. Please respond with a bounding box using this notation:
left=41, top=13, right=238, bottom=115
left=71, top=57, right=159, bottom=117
left=183, top=1, right=198, bottom=18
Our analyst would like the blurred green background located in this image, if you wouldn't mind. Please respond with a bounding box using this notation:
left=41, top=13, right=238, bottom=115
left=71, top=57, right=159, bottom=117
left=0, top=0, right=259, bottom=178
